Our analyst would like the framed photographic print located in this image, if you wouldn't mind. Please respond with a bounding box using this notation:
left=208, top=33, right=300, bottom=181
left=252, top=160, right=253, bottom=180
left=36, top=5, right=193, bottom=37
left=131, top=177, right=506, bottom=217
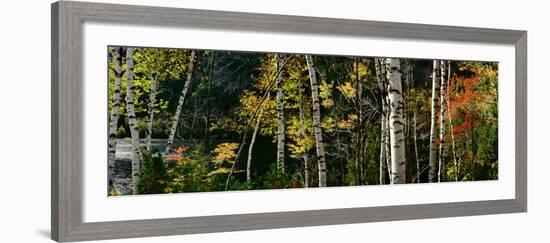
left=51, top=1, right=527, bottom=242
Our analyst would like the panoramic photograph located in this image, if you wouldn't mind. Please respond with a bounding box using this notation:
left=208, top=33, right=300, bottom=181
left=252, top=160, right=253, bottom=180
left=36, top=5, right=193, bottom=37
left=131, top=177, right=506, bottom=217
left=106, top=47, right=498, bottom=196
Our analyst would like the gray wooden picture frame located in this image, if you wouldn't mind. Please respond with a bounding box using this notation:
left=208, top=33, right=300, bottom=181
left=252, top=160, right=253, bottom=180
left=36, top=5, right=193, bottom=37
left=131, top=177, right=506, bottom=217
left=51, top=1, right=527, bottom=242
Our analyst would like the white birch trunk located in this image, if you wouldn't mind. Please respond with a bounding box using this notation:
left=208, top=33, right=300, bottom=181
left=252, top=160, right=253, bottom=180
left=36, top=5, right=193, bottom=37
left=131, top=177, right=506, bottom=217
left=108, top=47, right=123, bottom=190
left=275, top=54, right=285, bottom=174
left=246, top=99, right=265, bottom=183
left=385, top=101, right=392, bottom=183
left=354, top=57, right=364, bottom=185
left=429, top=60, right=440, bottom=182
left=375, top=58, right=387, bottom=185
left=146, top=71, right=158, bottom=151
left=298, top=85, right=310, bottom=188
left=438, top=60, right=448, bottom=182
left=379, top=113, right=387, bottom=184
left=377, top=58, right=393, bottom=184
left=305, top=55, right=327, bottom=187
left=383, top=63, right=393, bottom=183
left=385, top=58, right=406, bottom=184
left=448, top=95, right=459, bottom=181
left=165, top=50, right=197, bottom=155
left=125, top=48, right=141, bottom=195
left=446, top=61, right=459, bottom=181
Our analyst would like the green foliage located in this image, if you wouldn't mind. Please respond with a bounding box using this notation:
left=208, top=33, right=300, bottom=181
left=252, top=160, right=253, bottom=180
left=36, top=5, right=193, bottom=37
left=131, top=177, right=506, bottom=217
left=138, top=150, right=169, bottom=194
left=167, top=145, right=212, bottom=193
left=253, top=164, right=301, bottom=189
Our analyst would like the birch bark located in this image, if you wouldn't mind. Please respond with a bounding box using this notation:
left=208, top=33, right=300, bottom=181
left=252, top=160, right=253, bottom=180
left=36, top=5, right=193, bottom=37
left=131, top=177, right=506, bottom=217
left=438, top=60, right=448, bottom=182
left=165, top=50, right=197, bottom=155
left=446, top=61, right=459, bottom=181
left=275, top=54, right=285, bottom=174
left=305, top=55, right=327, bottom=187
left=108, top=47, right=123, bottom=190
left=429, top=60, right=440, bottom=182
left=385, top=58, right=406, bottom=184
left=354, top=57, right=364, bottom=185
left=375, top=58, right=387, bottom=185
left=246, top=95, right=266, bottom=183
left=125, top=48, right=142, bottom=195
left=385, top=115, right=392, bottom=183
left=298, top=84, right=310, bottom=188
left=145, top=71, right=157, bottom=151
left=379, top=112, right=387, bottom=184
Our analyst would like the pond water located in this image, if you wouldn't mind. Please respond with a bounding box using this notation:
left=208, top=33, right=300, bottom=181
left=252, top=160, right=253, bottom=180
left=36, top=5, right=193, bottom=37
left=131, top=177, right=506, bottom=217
left=112, top=138, right=167, bottom=195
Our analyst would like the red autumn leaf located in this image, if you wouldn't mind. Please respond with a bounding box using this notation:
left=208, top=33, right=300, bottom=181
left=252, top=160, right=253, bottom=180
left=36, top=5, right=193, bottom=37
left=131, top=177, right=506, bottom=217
left=165, top=153, right=181, bottom=161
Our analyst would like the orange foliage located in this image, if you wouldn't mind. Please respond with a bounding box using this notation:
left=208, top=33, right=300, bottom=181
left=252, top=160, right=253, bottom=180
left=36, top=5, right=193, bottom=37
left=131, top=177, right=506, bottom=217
left=166, top=145, right=189, bottom=161
left=448, top=76, right=485, bottom=115
left=448, top=76, right=484, bottom=138
left=175, top=145, right=189, bottom=154
left=165, top=153, right=181, bottom=161
left=453, top=121, right=475, bottom=135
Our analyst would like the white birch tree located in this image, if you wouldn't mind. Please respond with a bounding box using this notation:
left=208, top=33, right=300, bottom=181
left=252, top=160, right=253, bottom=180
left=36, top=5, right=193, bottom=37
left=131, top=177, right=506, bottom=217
left=385, top=58, right=406, bottom=184
left=145, top=70, right=158, bottom=151
left=165, top=50, right=197, bottom=155
left=298, top=83, right=310, bottom=188
left=438, top=60, right=448, bottom=182
left=429, top=60, right=440, bottom=182
left=385, top=104, right=392, bottom=183
left=354, top=57, right=364, bottom=185
left=375, top=58, right=388, bottom=184
left=446, top=61, right=459, bottom=181
left=275, top=54, right=286, bottom=174
left=305, top=55, right=327, bottom=187
left=108, top=47, right=123, bottom=190
left=246, top=94, right=267, bottom=183
left=379, top=107, right=387, bottom=185
left=125, top=48, right=142, bottom=195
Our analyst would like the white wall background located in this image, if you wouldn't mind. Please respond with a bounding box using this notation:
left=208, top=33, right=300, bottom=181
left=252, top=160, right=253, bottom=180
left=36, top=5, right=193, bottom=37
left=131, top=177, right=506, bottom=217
left=0, top=0, right=546, bottom=242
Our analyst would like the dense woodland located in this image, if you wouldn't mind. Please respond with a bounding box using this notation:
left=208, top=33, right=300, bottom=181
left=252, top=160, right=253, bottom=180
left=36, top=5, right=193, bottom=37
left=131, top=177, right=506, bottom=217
left=107, top=47, right=498, bottom=196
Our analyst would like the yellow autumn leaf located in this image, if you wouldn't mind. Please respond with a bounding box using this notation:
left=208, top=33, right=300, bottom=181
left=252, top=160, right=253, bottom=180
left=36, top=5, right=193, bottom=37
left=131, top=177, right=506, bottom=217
left=337, top=114, right=358, bottom=129
left=212, top=143, right=239, bottom=164
left=337, top=81, right=356, bottom=99
left=207, top=167, right=231, bottom=177
left=321, top=117, right=336, bottom=132
left=319, top=81, right=333, bottom=99
left=322, top=98, right=334, bottom=108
